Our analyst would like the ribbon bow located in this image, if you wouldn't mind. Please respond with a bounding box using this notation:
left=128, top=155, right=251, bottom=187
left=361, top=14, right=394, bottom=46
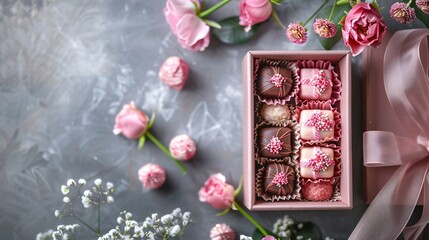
left=350, top=29, right=429, bottom=240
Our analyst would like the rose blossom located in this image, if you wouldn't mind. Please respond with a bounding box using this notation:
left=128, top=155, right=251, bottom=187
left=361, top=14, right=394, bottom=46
left=164, top=0, right=210, bottom=51
left=239, top=0, right=273, bottom=32
left=389, top=2, right=416, bottom=24
left=159, top=56, right=189, bottom=90
left=113, top=102, right=149, bottom=139
left=417, top=0, right=429, bottom=14
left=341, top=2, right=387, bottom=56
left=199, top=173, right=235, bottom=210
left=262, top=236, right=277, bottom=240
left=313, top=19, right=337, bottom=38
left=286, top=22, right=308, bottom=44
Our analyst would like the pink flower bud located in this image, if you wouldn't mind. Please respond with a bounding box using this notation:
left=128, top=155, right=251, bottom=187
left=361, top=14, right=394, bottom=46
left=210, top=223, right=235, bottom=240
left=199, top=173, right=235, bottom=210
left=159, top=57, right=189, bottom=90
left=390, top=2, right=416, bottom=24
left=286, top=22, right=308, bottom=44
left=169, top=135, right=196, bottom=161
left=113, top=102, right=149, bottom=139
left=239, top=0, right=272, bottom=32
left=138, top=163, right=166, bottom=190
left=313, top=19, right=337, bottom=38
left=417, top=0, right=429, bottom=14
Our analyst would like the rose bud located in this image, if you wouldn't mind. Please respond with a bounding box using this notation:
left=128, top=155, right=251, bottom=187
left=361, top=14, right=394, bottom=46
left=113, top=102, right=149, bottom=139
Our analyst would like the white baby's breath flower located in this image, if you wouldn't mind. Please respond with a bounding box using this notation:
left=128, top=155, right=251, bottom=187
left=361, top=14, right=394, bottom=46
left=151, top=213, right=158, bottom=220
left=94, top=178, right=102, bottom=186
left=172, top=208, right=181, bottom=217
left=78, top=179, right=86, bottom=185
left=54, top=210, right=60, bottom=217
left=161, top=214, right=173, bottom=224
left=169, top=225, right=181, bottom=237
left=63, top=197, right=70, bottom=203
left=66, top=179, right=76, bottom=187
left=240, top=235, right=253, bottom=240
left=106, top=182, right=114, bottom=190
left=117, top=217, right=124, bottom=224
left=83, top=190, right=92, bottom=197
left=60, top=185, right=69, bottom=195
left=125, top=212, right=133, bottom=220
left=124, top=226, right=130, bottom=232
left=106, top=196, right=114, bottom=203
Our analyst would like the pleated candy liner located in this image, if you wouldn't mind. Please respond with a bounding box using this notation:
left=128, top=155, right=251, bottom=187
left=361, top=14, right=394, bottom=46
left=294, top=101, right=341, bottom=144
left=295, top=60, right=342, bottom=105
left=253, top=58, right=299, bottom=105
left=299, top=142, right=342, bottom=184
left=254, top=121, right=300, bottom=165
left=256, top=157, right=301, bottom=201
left=255, top=101, right=297, bottom=125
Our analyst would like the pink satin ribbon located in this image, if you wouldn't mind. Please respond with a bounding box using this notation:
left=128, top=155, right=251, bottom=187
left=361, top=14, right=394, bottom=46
left=350, top=29, right=429, bottom=240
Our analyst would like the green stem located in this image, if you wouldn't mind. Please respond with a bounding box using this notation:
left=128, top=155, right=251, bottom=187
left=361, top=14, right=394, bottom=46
left=146, top=131, right=187, bottom=174
left=336, top=0, right=349, bottom=5
left=97, top=193, right=101, bottom=234
left=328, top=0, right=337, bottom=21
left=407, top=0, right=413, bottom=6
left=303, top=0, right=330, bottom=26
left=71, top=214, right=98, bottom=234
left=199, top=0, right=231, bottom=18
left=234, top=177, right=243, bottom=197
left=233, top=201, right=268, bottom=236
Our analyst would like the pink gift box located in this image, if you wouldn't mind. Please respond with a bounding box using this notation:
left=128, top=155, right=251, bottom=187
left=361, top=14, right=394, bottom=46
left=242, top=51, right=353, bottom=210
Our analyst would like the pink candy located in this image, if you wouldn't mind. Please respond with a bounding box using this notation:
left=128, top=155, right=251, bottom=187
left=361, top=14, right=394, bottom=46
left=169, top=135, right=196, bottom=161
left=138, top=163, right=166, bottom=190
left=159, top=56, right=189, bottom=90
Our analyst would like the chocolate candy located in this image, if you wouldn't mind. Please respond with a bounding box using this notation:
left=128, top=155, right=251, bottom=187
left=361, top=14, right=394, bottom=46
left=260, top=104, right=291, bottom=124
left=258, top=127, right=292, bottom=158
left=299, top=69, right=333, bottom=100
left=264, top=163, right=295, bottom=196
left=300, top=110, right=334, bottom=141
left=300, top=147, right=335, bottom=179
left=256, top=65, right=293, bottom=99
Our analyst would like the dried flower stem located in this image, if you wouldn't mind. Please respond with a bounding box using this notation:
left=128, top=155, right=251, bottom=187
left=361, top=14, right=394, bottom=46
left=146, top=131, right=187, bottom=174
left=303, top=0, right=330, bottom=26
left=199, top=0, right=231, bottom=18
left=71, top=213, right=98, bottom=234
left=233, top=201, right=268, bottom=236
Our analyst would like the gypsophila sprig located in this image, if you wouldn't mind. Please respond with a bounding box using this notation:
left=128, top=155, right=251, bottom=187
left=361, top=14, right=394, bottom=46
left=36, top=178, right=116, bottom=239
left=272, top=215, right=296, bottom=238
left=99, top=208, right=193, bottom=240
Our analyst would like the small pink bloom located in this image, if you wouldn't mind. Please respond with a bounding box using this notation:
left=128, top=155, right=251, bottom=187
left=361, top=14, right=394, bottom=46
left=169, top=134, right=197, bottom=161
left=210, top=223, right=236, bottom=240
left=417, top=0, right=429, bottom=14
left=342, top=2, right=387, bottom=56
left=239, top=0, right=273, bottom=32
left=199, top=173, right=235, bottom=210
left=313, top=19, right=337, bottom=38
left=138, top=163, right=166, bottom=190
left=390, top=2, right=416, bottom=24
left=159, top=56, right=189, bottom=90
left=262, top=236, right=277, bottom=240
left=113, top=102, right=149, bottom=139
left=164, top=0, right=210, bottom=51
left=286, top=22, right=308, bottom=44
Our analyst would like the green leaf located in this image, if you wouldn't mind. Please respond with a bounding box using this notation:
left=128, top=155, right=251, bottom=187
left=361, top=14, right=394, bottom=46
left=411, top=1, right=429, bottom=27
left=270, top=0, right=283, bottom=5
left=216, top=208, right=230, bottom=217
left=294, top=222, right=323, bottom=240
left=348, top=0, right=358, bottom=7
left=148, top=112, right=156, bottom=130
left=370, top=0, right=380, bottom=13
left=315, top=3, right=351, bottom=50
left=212, top=16, right=263, bottom=45
left=203, top=19, right=222, bottom=29
left=138, top=135, right=146, bottom=150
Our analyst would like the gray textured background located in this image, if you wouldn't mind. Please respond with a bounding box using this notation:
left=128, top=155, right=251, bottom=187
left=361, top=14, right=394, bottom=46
left=0, top=0, right=427, bottom=239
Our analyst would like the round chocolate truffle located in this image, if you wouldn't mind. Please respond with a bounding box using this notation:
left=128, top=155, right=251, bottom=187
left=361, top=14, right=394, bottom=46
left=264, top=163, right=295, bottom=196
left=210, top=223, right=235, bottom=240
left=260, top=104, right=291, bottom=124
left=169, top=135, right=196, bottom=161
left=138, top=163, right=166, bottom=190
left=256, top=65, right=293, bottom=99
left=301, top=181, right=333, bottom=201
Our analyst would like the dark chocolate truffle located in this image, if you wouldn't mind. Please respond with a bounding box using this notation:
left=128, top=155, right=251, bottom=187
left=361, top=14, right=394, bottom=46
left=264, top=163, right=295, bottom=196
left=256, top=65, right=293, bottom=99
left=258, top=127, right=292, bottom=158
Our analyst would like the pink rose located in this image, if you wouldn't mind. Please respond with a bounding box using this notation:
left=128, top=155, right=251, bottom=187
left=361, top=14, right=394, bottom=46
left=159, top=56, right=189, bottom=90
left=164, top=0, right=210, bottom=51
left=199, top=173, right=235, bottom=210
left=262, top=236, right=276, bottom=240
left=239, top=0, right=272, bottom=32
left=341, top=2, right=387, bottom=56
left=113, top=102, right=149, bottom=139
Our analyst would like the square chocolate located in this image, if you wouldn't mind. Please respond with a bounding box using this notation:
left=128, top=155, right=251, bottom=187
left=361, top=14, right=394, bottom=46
left=264, top=163, right=295, bottom=196
left=258, top=127, right=292, bottom=158
left=300, top=146, right=335, bottom=179
left=299, top=110, right=334, bottom=141
left=299, top=69, right=333, bottom=101
left=256, top=65, right=293, bottom=99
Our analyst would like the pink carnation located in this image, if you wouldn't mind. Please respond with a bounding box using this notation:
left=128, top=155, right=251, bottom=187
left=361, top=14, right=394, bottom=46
left=199, top=173, right=235, bottom=210
left=389, top=2, right=416, bottom=24
left=286, top=22, right=307, bottom=44
left=417, top=0, right=429, bottom=14
left=313, top=19, right=337, bottom=38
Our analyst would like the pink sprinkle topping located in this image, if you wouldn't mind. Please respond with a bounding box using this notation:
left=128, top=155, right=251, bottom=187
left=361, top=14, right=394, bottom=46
left=301, top=147, right=334, bottom=173
left=264, top=136, right=283, bottom=154
left=304, top=110, right=334, bottom=131
left=270, top=73, right=286, bottom=87
left=272, top=172, right=288, bottom=187
left=302, top=70, right=332, bottom=96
